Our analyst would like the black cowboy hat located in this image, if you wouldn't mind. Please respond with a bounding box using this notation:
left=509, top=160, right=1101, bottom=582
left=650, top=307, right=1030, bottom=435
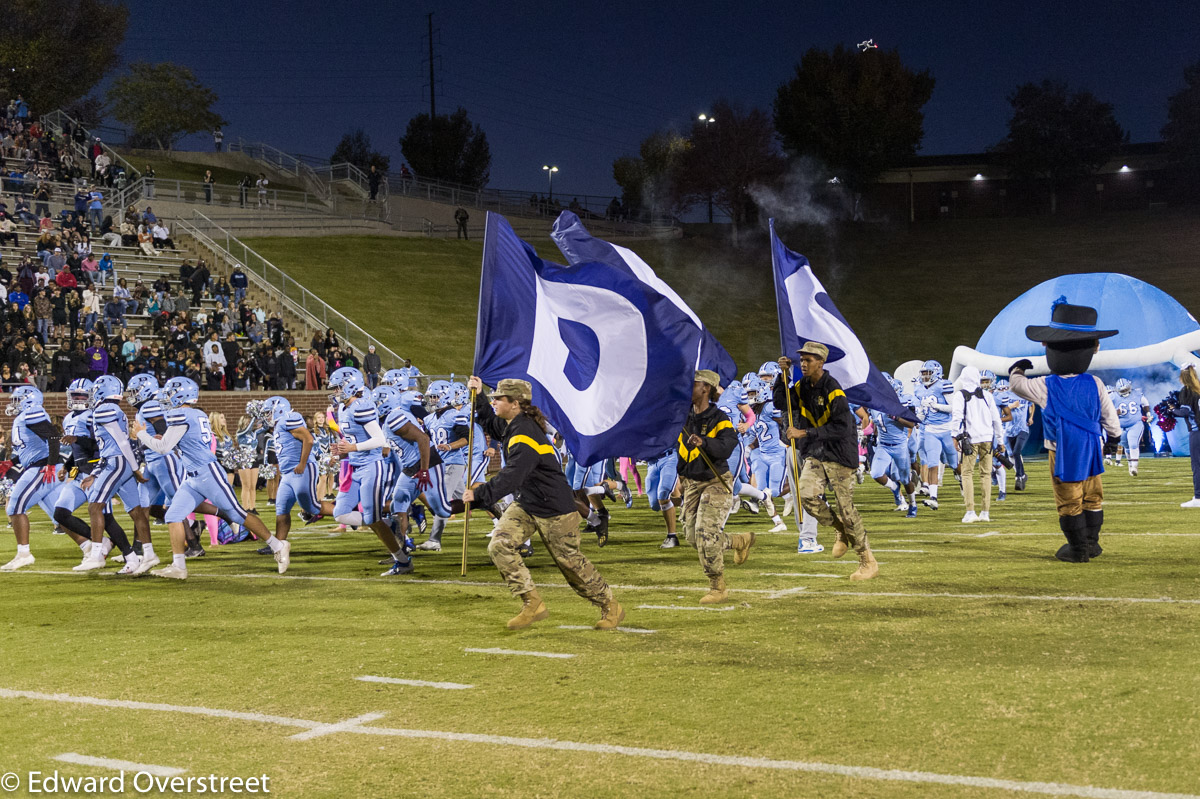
left=1025, top=297, right=1118, bottom=344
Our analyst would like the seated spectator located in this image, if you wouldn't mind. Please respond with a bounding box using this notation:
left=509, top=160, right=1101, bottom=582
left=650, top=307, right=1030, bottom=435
left=81, top=252, right=100, bottom=285
left=0, top=215, right=19, bottom=246
left=34, top=265, right=49, bottom=289
left=96, top=252, right=114, bottom=286
left=137, top=225, right=159, bottom=256
left=153, top=275, right=170, bottom=298
left=8, top=286, right=29, bottom=310
left=119, top=220, right=136, bottom=247
left=151, top=221, right=173, bottom=249
left=103, top=297, right=124, bottom=335
left=113, top=278, right=137, bottom=315
left=54, top=266, right=76, bottom=290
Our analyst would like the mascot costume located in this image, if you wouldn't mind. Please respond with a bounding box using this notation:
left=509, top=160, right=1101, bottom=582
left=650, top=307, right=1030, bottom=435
left=1009, top=298, right=1122, bottom=563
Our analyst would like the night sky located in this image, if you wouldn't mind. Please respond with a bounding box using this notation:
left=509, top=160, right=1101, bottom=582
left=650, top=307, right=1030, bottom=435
left=113, top=0, right=1200, bottom=199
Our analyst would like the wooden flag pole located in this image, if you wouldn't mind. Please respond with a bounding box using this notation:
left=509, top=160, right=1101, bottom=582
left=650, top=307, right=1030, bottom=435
left=681, top=427, right=733, bottom=494
left=781, top=364, right=805, bottom=526
left=461, top=387, right=476, bottom=577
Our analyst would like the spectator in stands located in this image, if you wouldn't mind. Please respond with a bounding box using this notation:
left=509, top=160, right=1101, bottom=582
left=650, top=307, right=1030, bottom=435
left=14, top=196, right=36, bottom=227
left=64, top=291, right=81, bottom=339
left=144, top=165, right=155, bottom=199
left=256, top=173, right=269, bottom=208
left=74, top=186, right=88, bottom=217
left=114, top=278, right=136, bottom=314
left=96, top=253, right=114, bottom=287
left=179, top=258, right=194, bottom=285
left=28, top=339, right=50, bottom=391
left=34, top=184, right=49, bottom=219
left=400, top=163, right=413, bottom=190
left=0, top=215, right=19, bottom=247
left=122, top=333, right=141, bottom=364
left=54, top=266, right=76, bottom=291
left=103, top=296, right=124, bottom=335
left=455, top=206, right=469, bottom=239
left=142, top=206, right=158, bottom=225
left=87, top=185, right=103, bottom=233
left=230, top=264, right=248, bottom=306
left=137, top=224, right=159, bottom=256
left=246, top=318, right=264, bottom=344
left=220, top=332, right=239, bottom=376
left=305, top=348, right=326, bottom=390
left=80, top=252, right=98, bottom=285
left=8, top=285, right=29, bottom=311
left=132, top=279, right=150, bottom=312
left=191, top=260, right=210, bottom=305
left=213, top=127, right=224, bottom=152
left=364, top=344, right=382, bottom=388
left=34, top=265, right=49, bottom=290
left=86, top=336, right=108, bottom=377
left=100, top=216, right=120, bottom=248
left=202, top=330, right=226, bottom=377
left=232, top=358, right=250, bottom=390
left=81, top=284, right=100, bottom=333
left=159, top=290, right=175, bottom=314
left=51, top=344, right=72, bottom=390
left=213, top=277, right=231, bottom=305
left=7, top=337, right=27, bottom=373
left=203, top=170, right=215, bottom=204
left=238, top=175, right=251, bottom=207
left=119, top=218, right=137, bottom=247
left=279, top=345, right=297, bottom=389
left=151, top=220, right=173, bottom=249
left=368, top=165, right=382, bottom=202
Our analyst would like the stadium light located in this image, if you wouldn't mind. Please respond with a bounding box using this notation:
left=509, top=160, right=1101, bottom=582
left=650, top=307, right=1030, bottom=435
left=542, top=165, right=559, bottom=202
left=974, top=173, right=985, bottom=181
left=698, top=113, right=715, bottom=123
left=1119, top=165, right=1131, bottom=173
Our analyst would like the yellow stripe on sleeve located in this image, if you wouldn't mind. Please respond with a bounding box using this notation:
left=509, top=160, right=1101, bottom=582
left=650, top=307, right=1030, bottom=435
left=508, top=434, right=556, bottom=456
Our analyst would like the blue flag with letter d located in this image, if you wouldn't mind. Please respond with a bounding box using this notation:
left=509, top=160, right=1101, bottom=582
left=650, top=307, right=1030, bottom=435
left=549, top=211, right=738, bottom=385
left=770, top=219, right=916, bottom=422
left=475, top=213, right=698, bottom=466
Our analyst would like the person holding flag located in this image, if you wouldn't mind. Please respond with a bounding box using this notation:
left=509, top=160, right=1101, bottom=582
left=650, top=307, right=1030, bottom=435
left=777, top=343, right=878, bottom=581
left=465, top=376, right=624, bottom=631
left=677, top=370, right=756, bottom=604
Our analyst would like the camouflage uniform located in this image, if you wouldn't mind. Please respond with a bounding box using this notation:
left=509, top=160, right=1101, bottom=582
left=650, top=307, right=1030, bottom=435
left=680, top=475, right=735, bottom=577
left=488, top=503, right=613, bottom=605
left=798, top=457, right=868, bottom=553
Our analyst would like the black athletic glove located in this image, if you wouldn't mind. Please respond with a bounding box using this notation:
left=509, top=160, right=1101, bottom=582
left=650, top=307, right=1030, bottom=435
left=1103, top=435, right=1120, bottom=456
left=956, top=434, right=974, bottom=457
left=1009, top=359, right=1034, bottom=375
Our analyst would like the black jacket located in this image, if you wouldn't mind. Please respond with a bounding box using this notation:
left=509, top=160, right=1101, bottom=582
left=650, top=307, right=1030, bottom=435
left=773, top=371, right=858, bottom=469
left=676, top=401, right=737, bottom=481
left=471, top=392, right=577, bottom=517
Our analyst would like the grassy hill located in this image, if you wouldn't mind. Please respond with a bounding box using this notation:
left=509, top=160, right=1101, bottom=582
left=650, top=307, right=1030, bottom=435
left=243, top=207, right=1200, bottom=375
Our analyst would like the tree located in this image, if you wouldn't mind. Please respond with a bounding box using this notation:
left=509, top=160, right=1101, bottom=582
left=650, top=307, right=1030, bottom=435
left=399, top=107, right=490, bottom=188
left=672, top=101, right=785, bottom=231
left=0, top=0, right=127, bottom=113
left=774, top=44, right=935, bottom=194
left=990, top=80, right=1126, bottom=214
left=63, top=96, right=107, bottom=129
left=107, top=62, right=226, bottom=150
left=1162, top=60, right=1200, bottom=169
left=330, top=128, right=391, bottom=173
left=611, top=130, right=690, bottom=217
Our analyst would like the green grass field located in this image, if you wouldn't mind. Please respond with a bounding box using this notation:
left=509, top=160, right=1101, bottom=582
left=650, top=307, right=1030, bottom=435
left=243, top=207, right=1200, bottom=375
left=117, top=150, right=306, bottom=192
left=2, top=458, right=1199, bottom=798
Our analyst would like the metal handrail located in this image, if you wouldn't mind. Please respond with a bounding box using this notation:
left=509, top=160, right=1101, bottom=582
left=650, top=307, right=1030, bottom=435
left=177, top=211, right=407, bottom=370
left=40, top=110, right=141, bottom=183
left=229, top=138, right=330, bottom=199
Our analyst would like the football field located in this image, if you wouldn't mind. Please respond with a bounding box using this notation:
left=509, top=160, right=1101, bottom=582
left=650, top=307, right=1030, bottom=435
left=2, top=458, right=1198, bottom=798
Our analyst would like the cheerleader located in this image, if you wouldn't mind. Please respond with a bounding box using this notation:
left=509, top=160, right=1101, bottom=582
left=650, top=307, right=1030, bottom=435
left=311, top=411, right=335, bottom=501
left=234, top=413, right=262, bottom=514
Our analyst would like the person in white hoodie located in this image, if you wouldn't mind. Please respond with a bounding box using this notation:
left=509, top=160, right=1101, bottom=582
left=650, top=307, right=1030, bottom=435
left=951, top=366, right=1005, bottom=523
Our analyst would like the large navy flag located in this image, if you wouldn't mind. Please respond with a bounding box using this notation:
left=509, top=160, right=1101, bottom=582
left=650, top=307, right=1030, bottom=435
left=475, top=213, right=697, bottom=466
left=550, top=211, right=738, bottom=385
left=770, top=219, right=916, bottom=422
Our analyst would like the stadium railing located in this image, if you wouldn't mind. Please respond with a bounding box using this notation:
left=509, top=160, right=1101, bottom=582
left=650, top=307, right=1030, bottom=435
left=40, top=110, right=141, bottom=182
left=227, top=139, right=331, bottom=199
left=176, top=211, right=407, bottom=370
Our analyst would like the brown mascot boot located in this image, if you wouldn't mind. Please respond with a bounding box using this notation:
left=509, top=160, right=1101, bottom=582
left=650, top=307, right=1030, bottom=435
left=506, top=589, right=549, bottom=630
left=699, top=575, right=729, bottom=604
left=731, top=531, right=756, bottom=565
left=849, top=548, right=879, bottom=581
left=595, top=598, right=625, bottom=630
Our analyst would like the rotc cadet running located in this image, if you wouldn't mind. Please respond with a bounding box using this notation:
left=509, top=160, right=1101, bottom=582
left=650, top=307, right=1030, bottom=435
left=464, top=376, right=624, bottom=631
left=677, top=369, right=755, bottom=604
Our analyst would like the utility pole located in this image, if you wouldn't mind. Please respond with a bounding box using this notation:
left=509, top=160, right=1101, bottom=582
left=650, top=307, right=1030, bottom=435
left=427, top=13, right=436, bottom=119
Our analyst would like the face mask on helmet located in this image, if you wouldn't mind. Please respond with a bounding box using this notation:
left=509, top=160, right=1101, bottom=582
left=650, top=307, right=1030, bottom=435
left=1116, top=379, right=1132, bottom=396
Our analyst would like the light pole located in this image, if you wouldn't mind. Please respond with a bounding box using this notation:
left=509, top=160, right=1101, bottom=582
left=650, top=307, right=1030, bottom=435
left=542, top=165, right=559, bottom=203
left=698, top=114, right=716, bottom=223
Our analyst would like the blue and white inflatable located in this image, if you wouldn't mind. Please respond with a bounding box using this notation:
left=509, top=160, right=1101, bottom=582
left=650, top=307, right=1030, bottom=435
left=951, top=273, right=1199, bottom=455
left=951, top=273, right=1200, bottom=379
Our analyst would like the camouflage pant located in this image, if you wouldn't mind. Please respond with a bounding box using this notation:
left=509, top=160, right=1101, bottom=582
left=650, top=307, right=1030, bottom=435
left=798, top=457, right=868, bottom=553
left=487, top=503, right=612, bottom=606
left=680, top=475, right=734, bottom=578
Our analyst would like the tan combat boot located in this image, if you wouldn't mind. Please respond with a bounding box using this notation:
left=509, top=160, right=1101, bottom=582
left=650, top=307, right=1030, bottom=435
left=699, top=575, right=729, bottom=604
left=506, top=589, right=549, bottom=630
left=830, top=514, right=849, bottom=558
left=849, top=548, right=879, bottom=581
left=595, top=598, right=625, bottom=630
left=731, top=531, right=756, bottom=565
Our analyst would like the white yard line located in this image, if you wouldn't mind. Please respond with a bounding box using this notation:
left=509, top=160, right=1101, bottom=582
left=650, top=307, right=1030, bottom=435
left=355, top=676, right=473, bottom=690
left=871, top=549, right=927, bottom=553
left=290, top=712, right=387, bottom=741
left=759, top=573, right=843, bottom=579
left=9, top=569, right=1200, bottom=605
left=53, top=753, right=184, bottom=777
left=463, top=648, right=575, bottom=659
left=556, top=625, right=657, bottom=635
left=636, top=604, right=737, bottom=612
left=4, top=689, right=1195, bottom=799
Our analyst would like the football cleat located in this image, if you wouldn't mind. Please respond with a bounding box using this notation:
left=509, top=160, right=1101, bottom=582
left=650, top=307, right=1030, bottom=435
left=660, top=535, right=679, bottom=549
left=152, top=565, right=188, bottom=580
left=416, top=539, right=442, bottom=552
left=796, top=541, right=824, bottom=554
left=923, top=498, right=939, bottom=510
left=275, top=540, right=291, bottom=574
left=962, top=511, right=979, bottom=524
left=906, top=504, right=918, bottom=518
left=380, top=558, right=415, bottom=576
left=768, top=521, right=787, bottom=533
left=132, top=553, right=160, bottom=575
left=741, top=499, right=760, bottom=515
left=1, top=552, right=35, bottom=571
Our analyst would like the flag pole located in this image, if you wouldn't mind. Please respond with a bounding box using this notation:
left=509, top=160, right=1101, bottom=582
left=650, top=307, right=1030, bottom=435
left=781, top=364, right=805, bottom=527
left=461, top=387, right=475, bottom=577
left=680, top=427, right=732, bottom=494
